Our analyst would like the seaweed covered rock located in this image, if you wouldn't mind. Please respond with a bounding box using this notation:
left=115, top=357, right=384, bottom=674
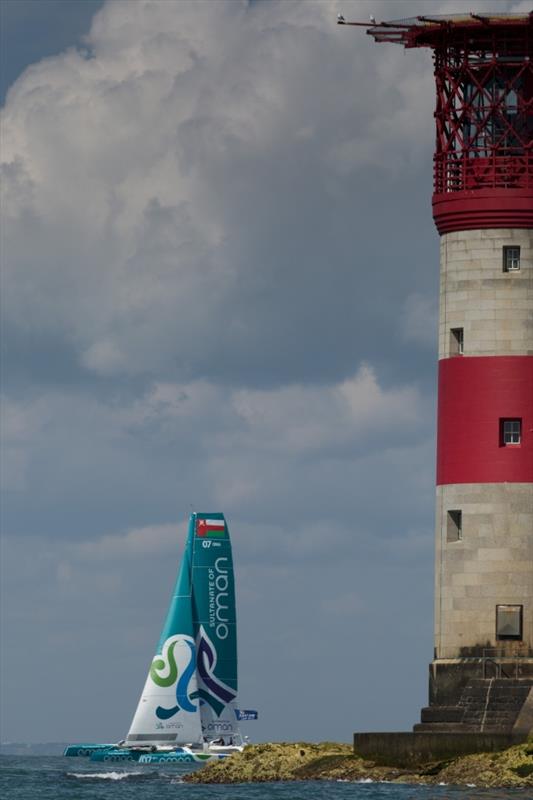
left=183, top=740, right=533, bottom=787
left=185, top=743, right=354, bottom=783
left=435, top=742, right=533, bottom=788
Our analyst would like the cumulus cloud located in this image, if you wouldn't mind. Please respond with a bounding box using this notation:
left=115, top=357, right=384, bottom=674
left=232, top=364, right=423, bottom=452
left=1, top=363, right=433, bottom=533
left=1, top=0, right=441, bottom=388
left=74, top=522, right=184, bottom=559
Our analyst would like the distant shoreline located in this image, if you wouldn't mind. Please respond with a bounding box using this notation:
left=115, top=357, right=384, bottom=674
left=1, top=743, right=69, bottom=756
left=183, top=740, right=533, bottom=788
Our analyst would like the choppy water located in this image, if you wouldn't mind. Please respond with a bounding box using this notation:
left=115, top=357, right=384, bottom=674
left=0, top=756, right=529, bottom=800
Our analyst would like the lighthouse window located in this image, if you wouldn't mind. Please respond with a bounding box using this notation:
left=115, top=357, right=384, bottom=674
left=501, top=419, right=521, bottom=445
left=503, top=246, right=520, bottom=272
left=450, top=328, right=464, bottom=355
left=496, top=605, right=523, bottom=641
left=447, top=510, right=462, bottom=542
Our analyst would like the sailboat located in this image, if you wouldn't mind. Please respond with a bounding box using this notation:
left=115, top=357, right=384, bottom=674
left=65, top=513, right=249, bottom=763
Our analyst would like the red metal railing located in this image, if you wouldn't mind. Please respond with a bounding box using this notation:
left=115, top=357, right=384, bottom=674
left=361, top=14, right=533, bottom=197
left=431, top=21, right=532, bottom=195
left=434, top=153, right=533, bottom=193
left=355, top=13, right=533, bottom=228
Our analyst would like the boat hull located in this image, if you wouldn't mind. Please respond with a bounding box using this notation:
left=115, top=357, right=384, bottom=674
left=138, top=751, right=221, bottom=763
left=87, top=747, right=230, bottom=763
left=63, top=744, right=115, bottom=757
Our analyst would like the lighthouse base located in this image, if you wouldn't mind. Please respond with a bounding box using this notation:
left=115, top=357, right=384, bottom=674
left=414, top=659, right=533, bottom=735
left=353, top=731, right=526, bottom=767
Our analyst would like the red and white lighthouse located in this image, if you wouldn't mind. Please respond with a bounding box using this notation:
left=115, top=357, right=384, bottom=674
left=342, top=12, right=533, bottom=733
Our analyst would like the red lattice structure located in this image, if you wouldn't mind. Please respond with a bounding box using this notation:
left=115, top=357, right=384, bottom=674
left=340, top=13, right=533, bottom=233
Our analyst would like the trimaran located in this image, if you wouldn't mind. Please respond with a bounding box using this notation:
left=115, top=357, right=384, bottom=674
left=65, top=513, right=255, bottom=763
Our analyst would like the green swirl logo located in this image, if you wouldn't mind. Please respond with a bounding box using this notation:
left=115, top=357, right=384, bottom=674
left=150, top=641, right=178, bottom=687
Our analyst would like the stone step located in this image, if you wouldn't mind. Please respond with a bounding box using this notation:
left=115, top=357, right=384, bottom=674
left=413, top=722, right=480, bottom=733
left=478, top=725, right=521, bottom=733
left=468, top=678, right=533, bottom=686
left=420, top=706, right=464, bottom=724
left=489, top=697, right=528, bottom=707
left=416, top=678, right=533, bottom=734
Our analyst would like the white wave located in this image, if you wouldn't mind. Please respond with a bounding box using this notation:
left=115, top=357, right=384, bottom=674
left=339, top=778, right=400, bottom=786
left=67, top=771, right=142, bottom=780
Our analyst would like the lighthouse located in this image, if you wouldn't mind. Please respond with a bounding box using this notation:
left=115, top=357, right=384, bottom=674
left=341, top=12, right=533, bottom=737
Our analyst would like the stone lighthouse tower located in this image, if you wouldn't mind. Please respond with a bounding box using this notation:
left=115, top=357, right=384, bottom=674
left=341, top=12, right=533, bottom=736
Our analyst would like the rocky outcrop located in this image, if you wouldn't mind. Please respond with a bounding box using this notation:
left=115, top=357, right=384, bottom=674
left=183, top=740, right=533, bottom=787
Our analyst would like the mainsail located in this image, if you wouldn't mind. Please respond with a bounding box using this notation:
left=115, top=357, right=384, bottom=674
left=125, top=513, right=239, bottom=746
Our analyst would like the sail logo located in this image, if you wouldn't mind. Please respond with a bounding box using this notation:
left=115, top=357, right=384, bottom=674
left=195, top=626, right=237, bottom=717
left=208, top=557, right=230, bottom=640
left=150, top=635, right=197, bottom=720
left=149, top=629, right=236, bottom=721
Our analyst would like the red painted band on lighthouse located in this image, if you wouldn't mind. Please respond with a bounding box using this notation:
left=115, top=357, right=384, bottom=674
left=437, top=356, right=533, bottom=486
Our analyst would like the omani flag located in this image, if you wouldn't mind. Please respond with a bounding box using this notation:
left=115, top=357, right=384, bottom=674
left=196, top=518, right=226, bottom=538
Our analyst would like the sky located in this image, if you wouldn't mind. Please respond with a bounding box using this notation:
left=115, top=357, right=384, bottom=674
left=0, top=0, right=527, bottom=746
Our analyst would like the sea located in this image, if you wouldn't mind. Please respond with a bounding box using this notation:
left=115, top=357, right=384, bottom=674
left=0, top=756, right=530, bottom=800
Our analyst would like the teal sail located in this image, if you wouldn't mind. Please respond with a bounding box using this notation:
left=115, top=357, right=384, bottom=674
left=125, top=513, right=239, bottom=746
left=191, top=513, right=239, bottom=740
